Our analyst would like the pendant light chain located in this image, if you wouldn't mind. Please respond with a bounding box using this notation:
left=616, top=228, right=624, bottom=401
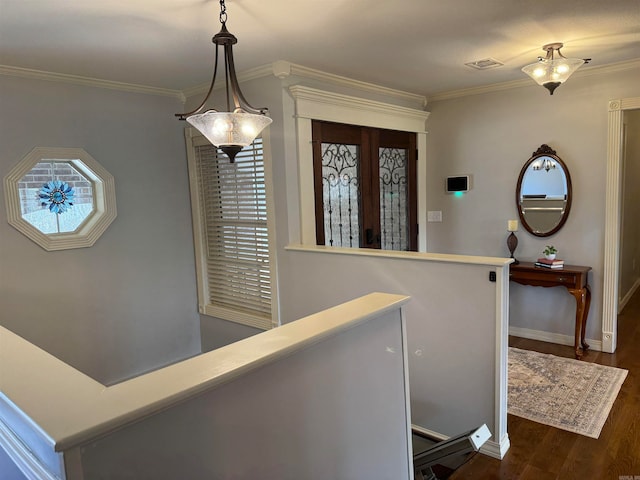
left=176, top=0, right=272, bottom=161
left=219, top=0, right=227, bottom=25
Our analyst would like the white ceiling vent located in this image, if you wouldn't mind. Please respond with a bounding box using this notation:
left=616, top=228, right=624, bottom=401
left=464, top=58, right=504, bottom=70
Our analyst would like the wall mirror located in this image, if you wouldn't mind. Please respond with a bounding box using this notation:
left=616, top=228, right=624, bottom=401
left=516, top=144, right=572, bottom=237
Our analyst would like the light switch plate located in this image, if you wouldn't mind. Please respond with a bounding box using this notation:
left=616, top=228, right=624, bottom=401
left=427, top=211, right=442, bottom=222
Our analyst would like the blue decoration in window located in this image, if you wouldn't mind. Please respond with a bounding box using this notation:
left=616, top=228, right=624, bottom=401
left=39, top=180, right=75, bottom=214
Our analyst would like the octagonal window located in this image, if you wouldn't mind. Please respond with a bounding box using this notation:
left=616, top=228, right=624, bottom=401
left=19, top=161, right=95, bottom=234
left=4, top=147, right=117, bottom=251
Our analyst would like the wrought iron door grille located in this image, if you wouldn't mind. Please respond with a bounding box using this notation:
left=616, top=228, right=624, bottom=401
left=379, top=147, right=408, bottom=251
left=320, top=142, right=360, bottom=247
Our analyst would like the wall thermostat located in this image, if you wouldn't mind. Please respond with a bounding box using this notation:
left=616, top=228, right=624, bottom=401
left=446, top=175, right=471, bottom=193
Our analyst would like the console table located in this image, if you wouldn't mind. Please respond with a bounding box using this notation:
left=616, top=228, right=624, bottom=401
left=509, top=262, right=592, bottom=359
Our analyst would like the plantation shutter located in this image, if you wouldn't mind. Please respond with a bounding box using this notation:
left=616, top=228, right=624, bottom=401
left=194, top=138, right=272, bottom=330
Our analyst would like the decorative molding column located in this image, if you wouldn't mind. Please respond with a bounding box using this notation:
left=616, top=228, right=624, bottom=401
left=603, top=97, right=640, bottom=353
left=602, top=99, right=622, bottom=353
left=489, top=265, right=510, bottom=459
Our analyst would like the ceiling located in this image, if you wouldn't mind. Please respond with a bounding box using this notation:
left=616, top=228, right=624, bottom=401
left=1, top=0, right=639, bottom=98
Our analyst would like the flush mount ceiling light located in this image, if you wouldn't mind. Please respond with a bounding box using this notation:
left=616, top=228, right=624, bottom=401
left=176, top=0, right=272, bottom=162
left=521, top=43, right=591, bottom=95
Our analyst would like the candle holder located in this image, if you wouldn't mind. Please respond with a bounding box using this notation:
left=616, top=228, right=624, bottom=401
left=507, top=232, right=519, bottom=264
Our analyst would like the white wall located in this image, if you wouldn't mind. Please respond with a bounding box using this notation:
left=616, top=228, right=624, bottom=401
left=619, top=109, right=640, bottom=303
left=0, top=75, right=201, bottom=384
left=426, top=65, right=640, bottom=343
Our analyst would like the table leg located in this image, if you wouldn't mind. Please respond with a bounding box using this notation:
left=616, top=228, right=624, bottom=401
left=569, top=287, right=588, bottom=359
left=581, top=285, right=592, bottom=351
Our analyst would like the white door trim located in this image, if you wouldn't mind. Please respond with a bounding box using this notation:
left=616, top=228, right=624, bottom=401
left=602, top=97, right=640, bottom=352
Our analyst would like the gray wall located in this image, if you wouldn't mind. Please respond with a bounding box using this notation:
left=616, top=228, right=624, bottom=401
left=0, top=446, right=27, bottom=480
left=74, top=309, right=412, bottom=480
left=9, top=58, right=633, bottom=398
left=425, top=66, right=640, bottom=342
left=0, top=75, right=201, bottom=385
left=187, top=69, right=505, bottom=440
left=231, top=72, right=506, bottom=439
left=279, top=250, right=501, bottom=440
left=619, top=109, right=640, bottom=303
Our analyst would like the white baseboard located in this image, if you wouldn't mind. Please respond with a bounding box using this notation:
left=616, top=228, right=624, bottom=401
left=509, top=326, right=602, bottom=352
left=480, top=434, right=510, bottom=460
left=619, top=277, right=640, bottom=312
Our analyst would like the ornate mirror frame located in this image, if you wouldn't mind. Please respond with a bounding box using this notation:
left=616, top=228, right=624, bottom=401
left=516, top=144, right=572, bottom=237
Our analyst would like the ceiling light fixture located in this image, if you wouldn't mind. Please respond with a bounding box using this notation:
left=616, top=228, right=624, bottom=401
left=521, top=43, right=590, bottom=95
left=532, top=157, right=556, bottom=172
left=176, top=0, right=272, bottom=162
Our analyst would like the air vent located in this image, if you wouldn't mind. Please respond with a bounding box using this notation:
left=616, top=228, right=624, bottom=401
left=464, top=58, right=504, bottom=70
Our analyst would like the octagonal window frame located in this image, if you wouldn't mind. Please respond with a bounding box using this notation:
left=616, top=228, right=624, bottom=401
left=4, top=147, right=117, bottom=251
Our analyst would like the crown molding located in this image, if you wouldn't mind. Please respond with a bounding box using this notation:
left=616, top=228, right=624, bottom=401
left=4, top=57, right=638, bottom=107
left=289, top=85, right=429, bottom=129
left=0, top=65, right=185, bottom=101
left=428, top=78, right=532, bottom=102
left=428, top=58, right=640, bottom=102
left=182, top=60, right=428, bottom=108
left=282, top=61, right=428, bottom=107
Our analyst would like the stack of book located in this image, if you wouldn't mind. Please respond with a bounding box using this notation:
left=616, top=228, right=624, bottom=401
left=535, top=258, right=565, bottom=269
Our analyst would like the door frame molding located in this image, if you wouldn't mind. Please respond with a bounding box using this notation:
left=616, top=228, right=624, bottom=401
left=310, top=120, right=418, bottom=250
left=602, top=96, right=640, bottom=352
left=289, top=85, right=430, bottom=250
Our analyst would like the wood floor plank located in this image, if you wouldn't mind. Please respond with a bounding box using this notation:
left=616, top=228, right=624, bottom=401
left=450, top=289, right=640, bottom=480
left=527, top=427, right=577, bottom=474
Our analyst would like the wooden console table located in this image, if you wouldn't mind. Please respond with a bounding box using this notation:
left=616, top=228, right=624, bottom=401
left=509, top=262, right=592, bottom=359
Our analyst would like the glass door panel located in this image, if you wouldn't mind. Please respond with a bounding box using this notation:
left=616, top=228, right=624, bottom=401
left=320, top=143, right=360, bottom=247
left=379, top=147, right=409, bottom=251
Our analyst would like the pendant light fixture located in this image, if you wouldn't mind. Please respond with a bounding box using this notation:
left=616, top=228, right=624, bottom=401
left=521, top=43, right=590, bottom=95
left=176, top=0, right=272, bottom=162
left=532, top=157, right=556, bottom=172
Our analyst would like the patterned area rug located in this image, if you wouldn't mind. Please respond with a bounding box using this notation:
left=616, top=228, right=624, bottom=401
left=508, top=347, right=628, bottom=438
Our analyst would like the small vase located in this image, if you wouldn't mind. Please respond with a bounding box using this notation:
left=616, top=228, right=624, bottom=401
left=545, top=253, right=556, bottom=260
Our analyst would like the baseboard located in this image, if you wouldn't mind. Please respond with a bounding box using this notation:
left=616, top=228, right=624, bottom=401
left=509, top=326, right=602, bottom=352
left=619, top=277, right=640, bottom=312
left=479, top=434, right=510, bottom=460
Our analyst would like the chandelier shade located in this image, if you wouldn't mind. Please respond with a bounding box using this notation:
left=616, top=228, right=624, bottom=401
left=521, top=43, right=589, bottom=95
left=186, top=111, right=272, bottom=159
left=176, top=0, right=272, bottom=162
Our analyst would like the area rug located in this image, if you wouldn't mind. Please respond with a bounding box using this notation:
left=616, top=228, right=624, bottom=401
left=508, top=347, right=628, bottom=438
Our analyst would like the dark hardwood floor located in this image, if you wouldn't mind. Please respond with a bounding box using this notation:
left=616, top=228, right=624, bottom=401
left=450, top=289, right=640, bottom=480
